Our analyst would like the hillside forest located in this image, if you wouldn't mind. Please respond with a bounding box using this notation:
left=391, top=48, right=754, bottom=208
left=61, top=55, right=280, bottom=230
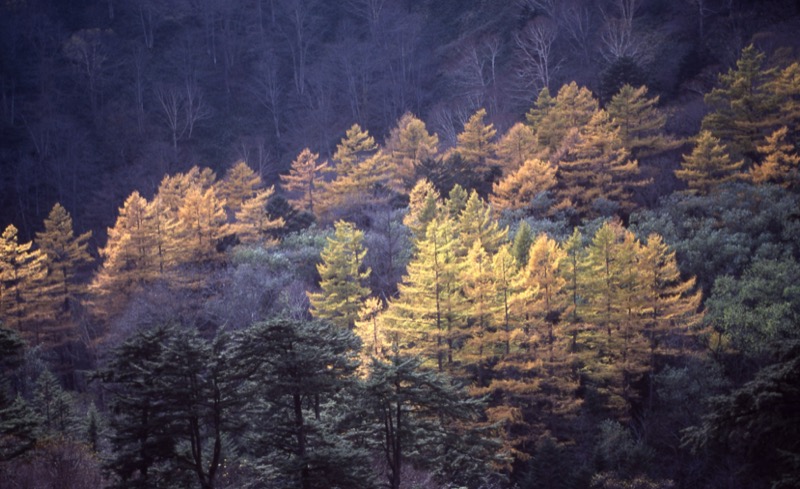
left=1, top=0, right=800, bottom=488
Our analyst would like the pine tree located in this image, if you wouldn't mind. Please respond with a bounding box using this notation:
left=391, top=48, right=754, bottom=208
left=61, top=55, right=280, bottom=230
left=218, top=160, right=262, bottom=214
left=280, top=148, right=328, bottom=215
left=607, top=84, right=678, bottom=159
left=362, top=354, right=503, bottom=489
left=490, top=158, right=557, bottom=213
left=384, top=112, right=439, bottom=189
left=457, top=108, right=497, bottom=175
left=35, top=203, right=92, bottom=324
left=308, top=221, right=371, bottom=330
left=750, top=126, right=800, bottom=188
left=675, top=130, right=744, bottom=194
left=33, top=369, right=76, bottom=437
left=511, top=221, right=534, bottom=268
left=0, top=326, right=39, bottom=462
left=0, top=224, right=47, bottom=341
left=232, top=186, right=284, bottom=244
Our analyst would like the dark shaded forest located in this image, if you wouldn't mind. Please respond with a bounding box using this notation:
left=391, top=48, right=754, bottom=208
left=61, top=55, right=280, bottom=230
left=2, top=0, right=800, bottom=488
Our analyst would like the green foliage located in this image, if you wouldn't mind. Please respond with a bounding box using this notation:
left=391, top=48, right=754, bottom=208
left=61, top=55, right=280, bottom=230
left=705, top=257, right=800, bottom=366
left=308, top=221, right=371, bottom=329
left=631, top=183, right=800, bottom=293
left=683, top=341, right=800, bottom=489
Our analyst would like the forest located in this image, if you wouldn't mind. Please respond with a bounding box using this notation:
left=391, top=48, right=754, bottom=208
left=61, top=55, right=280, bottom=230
left=1, top=0, right=800, bottom=488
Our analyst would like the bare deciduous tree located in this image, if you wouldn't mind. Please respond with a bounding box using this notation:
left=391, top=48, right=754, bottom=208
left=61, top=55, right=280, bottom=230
left=515, top=17, right=560, bottom=94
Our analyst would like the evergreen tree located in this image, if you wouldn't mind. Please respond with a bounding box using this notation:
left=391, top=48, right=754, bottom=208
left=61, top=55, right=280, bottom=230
left=490, top=158, right=557, bottom=213
left=511, top=221, right=534, bottom=268
left=35, top=203, right=92, bottom=326
left=675, top=130, right=744, bottom=194
left=525, top=86, right=556, bottom=129
left=0, top=326, right=39, bottom=463
left=33, top=369, right=76, bottom=437
left=0, top=224, right=47, bottom=341
left=239, top=318, right=372, bottom=489
left=308, top=221, right=371, bottom=330
left=280, top=148, right=328, bottom=216
left=535, top=82, right=599, bottom=153
left=457, top=190, right=508, bottom=255
left=363, top=354, right=503, bottom=489
left=332, top=123, right=378, bottom=174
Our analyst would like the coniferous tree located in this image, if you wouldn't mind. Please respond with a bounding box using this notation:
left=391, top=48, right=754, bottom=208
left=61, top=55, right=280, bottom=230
left=535, top=82, right=599, bottom=153
left=511, top=221, right=534, bottom=268
left=33, top=369, right=76, bottom=437
left=750, top=126, right=800, bottom=188
left=362, top=354, right=504, bottom=489
left=35, top=203, right=92, bottom=324
left=0, top=327, right=39, bottom=463
left=281, top=148, right=328, bottom=216
left=555, top=110, right=642, bottom=219
left=495, top=122, right=539, bottom=174
left=218, top=161, right=262, bottom=215
left=308, top=221, right=371, bottom=330
left=702, top=45, right=778, bottom=162
left=675, top=130, right=744, bottom=194
left=383, top=216, right=465, bottom=371
left=232, top=186, right=285, bottom=244
left=607, top=84, right=677, bottom=159
left=333, top=123, right=378, bottom=174
left=403, top=178, right=441, bottom=241
left=490, top=158, right=557, bottom=213
left=239, top=317, right=372, bottom=489
left=457, top=108, right=497, bottom=176
left=456, top=190, right=508, bottom=255
left=384, top=112, right=439, bottom=189
left=0, top=225, right=47, bottom=341
left=175, top=185, right=229, bottom=264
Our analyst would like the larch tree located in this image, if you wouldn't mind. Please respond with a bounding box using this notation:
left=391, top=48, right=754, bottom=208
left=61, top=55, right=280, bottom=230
left=280, top=148, right=328, bottom=216
left=535, top=82, right=599, bottom=153
left=217, top=160, right=262, bottom=215
left=606, top=84, right=677, bottom=159
left=495, top=122, right=539, bottom=174
left=490, top=158, right=557, bottom=213
left=403, top=178, right=441, bottom=242
left=0, top=225, right=47, bottom=342
left=702, top=45, right=778, bottom=162
left=525, top=86, right=556, bottom=129
left=34, top=203, right=92, bottom=339
left=384, top=112, right=439, bottom=189
left=582, top=221, right=649, bottom=417
left=456, top=108, right=497, bottom=176
left=382, top=216, right=465, bottom=372
left=638, top=233, right=702, bottom=356
left=675, top=130, right=744, bottom=195
left=308, top=221, right=371, bottom=330
left=232, top=186, right=285, bottom=245
left=555, top=110, right=642, bottom=219
left=91, top=192, right=159, bottom=315
left=750, top=126, right=800, bottom=188
left=332, top=123, right=378, bottom=175
left=175, top=185, right=229, bottom=264
left=456, top=190, right=508, bottom=255
left=460, top=241, right=501, bottom=386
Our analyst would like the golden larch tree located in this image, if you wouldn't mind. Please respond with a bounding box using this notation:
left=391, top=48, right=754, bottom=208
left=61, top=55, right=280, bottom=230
left=675, top=130, right=744, bottom=194
left=280, top=148, right=328, bottom=215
